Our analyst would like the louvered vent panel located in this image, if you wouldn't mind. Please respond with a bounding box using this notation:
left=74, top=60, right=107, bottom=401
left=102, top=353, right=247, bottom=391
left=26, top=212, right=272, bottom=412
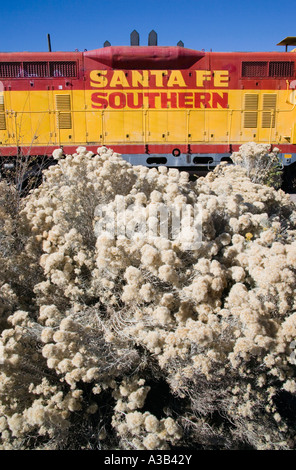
left=0, top=95, right=6, bottom=130
left=262, top=94, right=277, bottom=128
left=0, top=95, right=5, bottom=112
left=0, top=62, right=21, bottom=78
left=56, top=95, right=71, bottom=111
left=243, top=94, right=258, bottom=128
left=49, top=61, right=77, bottom=77
left=244, top=94, right=259, bottom=110
left=242, top=61, right=268, bottom=77
left=56, top=94, right=72, bottom=129
left=23, top=62, right=49, bottom=77
left=244, top=112, right=258, bottom=128
left=0, top=61, right=78, bottom=78
left=269, top=61, right=294, bottom=77
left=58, top=113, right=72, bottom=129
left=0, top=114, right=6, bottom=130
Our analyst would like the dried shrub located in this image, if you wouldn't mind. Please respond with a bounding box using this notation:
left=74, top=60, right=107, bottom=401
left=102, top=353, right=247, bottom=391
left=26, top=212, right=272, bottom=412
left=230, top=142, right=283, bottom=189
left=1, top=144, right=296, bottom=450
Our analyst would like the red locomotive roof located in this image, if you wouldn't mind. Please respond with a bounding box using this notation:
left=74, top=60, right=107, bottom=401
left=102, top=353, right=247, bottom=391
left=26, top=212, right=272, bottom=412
left=0, top=51, right=82, bottom=61
left=0, top=47, right=294, bottom=92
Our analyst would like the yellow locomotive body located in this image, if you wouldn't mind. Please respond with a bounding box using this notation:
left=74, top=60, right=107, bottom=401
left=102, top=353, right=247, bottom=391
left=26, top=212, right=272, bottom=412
left=0, top=41, right=295, bottom=178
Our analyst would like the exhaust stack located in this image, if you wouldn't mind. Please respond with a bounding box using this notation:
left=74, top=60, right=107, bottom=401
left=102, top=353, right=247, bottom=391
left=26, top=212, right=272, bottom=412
left=47, top=34, right=52, bottom=52
left=130, top=30, right=140, bottom=46
left=148, top=30, right=157, bottom=46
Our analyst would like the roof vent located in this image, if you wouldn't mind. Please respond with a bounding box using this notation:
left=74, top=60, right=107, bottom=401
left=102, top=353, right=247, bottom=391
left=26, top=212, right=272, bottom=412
left=177, top=40, right=184, bottom=47
left=104, top=40, right=111, bottom=47
left=130, top=30, right=139, bottom=46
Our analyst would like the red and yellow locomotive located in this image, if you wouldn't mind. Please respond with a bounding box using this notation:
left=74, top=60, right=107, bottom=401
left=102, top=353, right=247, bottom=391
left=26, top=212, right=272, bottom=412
left=0, top=31, right=296, bottom=183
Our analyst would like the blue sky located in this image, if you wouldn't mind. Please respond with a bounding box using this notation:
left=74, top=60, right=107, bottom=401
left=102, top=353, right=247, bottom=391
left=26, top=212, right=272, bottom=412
left=0, top=0, right=294, bottom=53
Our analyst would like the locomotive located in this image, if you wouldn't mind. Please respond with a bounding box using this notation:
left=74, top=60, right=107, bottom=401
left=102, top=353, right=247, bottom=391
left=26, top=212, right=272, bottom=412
left=0, top=31, right=296, bottom=186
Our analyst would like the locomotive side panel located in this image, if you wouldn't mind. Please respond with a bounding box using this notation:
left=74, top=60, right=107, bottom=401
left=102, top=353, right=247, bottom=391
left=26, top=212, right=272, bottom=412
left=29, top=88, right=54, bottom=145
left=0, top=47, right=295, bottom=172
left=0, top=84, right=11, bottom=147
left=0, top=52, right=84, bottom=153
left=86, top=65, right=232, bottom=148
